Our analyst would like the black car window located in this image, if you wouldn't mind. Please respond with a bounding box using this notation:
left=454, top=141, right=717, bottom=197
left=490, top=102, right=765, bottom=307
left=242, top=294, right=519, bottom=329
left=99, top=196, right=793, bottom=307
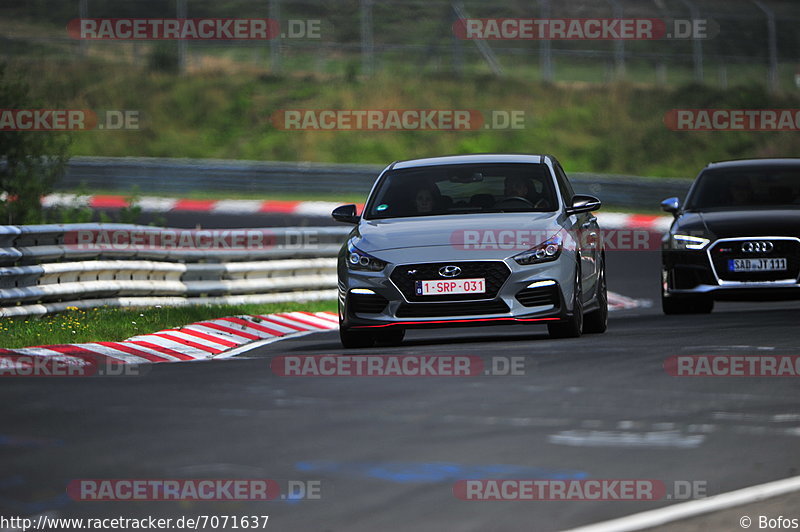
left=364, top=163, right=558, bottom=219
left=686, top=167, right=800, bottom=210
left=552, top=161, right=575, bottom=206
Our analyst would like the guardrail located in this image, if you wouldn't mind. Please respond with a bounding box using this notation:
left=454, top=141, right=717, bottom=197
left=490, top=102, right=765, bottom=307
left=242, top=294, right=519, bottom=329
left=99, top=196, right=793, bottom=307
left=55, top=156, right=693, bottom=209
left=0, top=223, right=351, bottom=318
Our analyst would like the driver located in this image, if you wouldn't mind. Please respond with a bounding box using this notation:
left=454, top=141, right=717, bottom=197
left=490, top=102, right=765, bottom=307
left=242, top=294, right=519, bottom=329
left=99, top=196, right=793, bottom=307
left=504, top=175, right=530, bottom=198
left=729, top=176, right=754, bottom=206
left=504, top=176, right=548, bottom=208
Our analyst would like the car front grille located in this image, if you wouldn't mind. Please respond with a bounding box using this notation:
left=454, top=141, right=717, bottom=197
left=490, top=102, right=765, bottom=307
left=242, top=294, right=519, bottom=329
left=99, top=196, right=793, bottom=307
left=709, top=238, right=800, bottom=282
left=389, top=261, right=511, bottom=302
left=396, top=300, right=510, bottom=318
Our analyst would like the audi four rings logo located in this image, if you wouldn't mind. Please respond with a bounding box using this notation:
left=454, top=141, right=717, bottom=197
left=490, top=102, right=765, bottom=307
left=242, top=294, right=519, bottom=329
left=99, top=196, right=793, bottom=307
left=741, top=241, right=773, bottom=253
left=439, top=265, right=462, bottom=278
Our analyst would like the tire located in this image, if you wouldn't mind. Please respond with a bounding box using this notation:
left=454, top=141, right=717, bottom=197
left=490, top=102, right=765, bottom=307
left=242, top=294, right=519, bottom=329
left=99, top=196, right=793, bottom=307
left=374, top=328, right=405, bottom=347
left=583, top=261, right=608, bottom=334
left=339, top=326, right=375, bottom=348
left=661, top=292, right=714, bottom=315
left=548, top=262, right=583, bottom=339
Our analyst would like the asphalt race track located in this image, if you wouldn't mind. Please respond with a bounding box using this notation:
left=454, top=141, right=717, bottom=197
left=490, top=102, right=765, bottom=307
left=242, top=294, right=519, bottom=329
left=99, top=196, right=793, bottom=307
left=2, top=249, right=800, bottom=531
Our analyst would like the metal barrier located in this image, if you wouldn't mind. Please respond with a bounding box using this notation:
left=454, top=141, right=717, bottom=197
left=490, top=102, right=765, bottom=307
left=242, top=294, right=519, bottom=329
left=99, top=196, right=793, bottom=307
left=0, top=223, right=351, bottom=317
left=55, top=156, right=693, bottom=209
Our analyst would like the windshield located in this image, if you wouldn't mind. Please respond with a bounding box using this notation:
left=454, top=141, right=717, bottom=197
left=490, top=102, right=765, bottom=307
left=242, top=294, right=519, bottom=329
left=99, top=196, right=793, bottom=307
left=686, top=166, right=800, bottom=210
left=364, top=163, right=558, bottom=219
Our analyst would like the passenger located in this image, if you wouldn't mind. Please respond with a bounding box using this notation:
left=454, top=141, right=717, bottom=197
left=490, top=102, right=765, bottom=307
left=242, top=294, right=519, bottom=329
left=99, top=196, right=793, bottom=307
left=414, top=186, right=436, bottom=214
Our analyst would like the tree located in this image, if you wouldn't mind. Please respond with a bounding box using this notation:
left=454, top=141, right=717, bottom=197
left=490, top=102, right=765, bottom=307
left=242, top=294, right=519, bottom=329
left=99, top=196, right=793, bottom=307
left=0, top=63, right=70, bottom=225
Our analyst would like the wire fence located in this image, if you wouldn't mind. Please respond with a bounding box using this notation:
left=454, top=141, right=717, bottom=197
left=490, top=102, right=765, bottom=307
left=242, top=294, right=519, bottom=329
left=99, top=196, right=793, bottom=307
left=2, top=0, right=799, bottom=90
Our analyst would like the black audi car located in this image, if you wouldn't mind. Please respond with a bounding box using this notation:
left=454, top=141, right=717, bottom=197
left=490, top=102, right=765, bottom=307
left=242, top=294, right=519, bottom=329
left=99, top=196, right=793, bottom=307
left=660, top=158, right=800, bottom=314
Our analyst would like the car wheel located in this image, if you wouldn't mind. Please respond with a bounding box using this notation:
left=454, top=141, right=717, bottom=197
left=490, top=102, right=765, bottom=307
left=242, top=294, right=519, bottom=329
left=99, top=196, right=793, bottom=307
left=339, top=326, right=375, bottom=348
left=374, top=328, right=405, bottom=347
left=583, top=261, right=608, bottom=334
left=548, top=262, right=583, bottom=339
left=661, top=292, right=714, bottom=315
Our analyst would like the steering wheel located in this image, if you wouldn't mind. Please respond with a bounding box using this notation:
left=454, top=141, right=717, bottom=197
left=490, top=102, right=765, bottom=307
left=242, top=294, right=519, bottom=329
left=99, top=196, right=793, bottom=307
left=493, top=196, right=534, bottom=210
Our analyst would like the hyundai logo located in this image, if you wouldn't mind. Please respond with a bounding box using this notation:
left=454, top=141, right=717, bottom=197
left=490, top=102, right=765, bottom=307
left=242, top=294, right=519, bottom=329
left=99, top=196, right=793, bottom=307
left=438, top=265, right=462, bottom=278
left=741, top=241, right=773, bottom=253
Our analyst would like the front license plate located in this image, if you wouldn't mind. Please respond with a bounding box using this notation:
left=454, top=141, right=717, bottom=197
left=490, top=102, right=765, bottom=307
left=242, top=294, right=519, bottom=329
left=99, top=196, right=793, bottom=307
left=728, top=258, right=787, bottom=272
left=415, top=278, right=486, bottom=295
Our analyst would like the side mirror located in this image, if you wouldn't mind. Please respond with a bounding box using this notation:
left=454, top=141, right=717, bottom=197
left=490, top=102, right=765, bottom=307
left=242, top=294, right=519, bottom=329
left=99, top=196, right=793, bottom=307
left=332, top=204, right=360, bottom=224
left=660, top=197, right=680, bottom=216
left=565, top=194, right=602, bottom=215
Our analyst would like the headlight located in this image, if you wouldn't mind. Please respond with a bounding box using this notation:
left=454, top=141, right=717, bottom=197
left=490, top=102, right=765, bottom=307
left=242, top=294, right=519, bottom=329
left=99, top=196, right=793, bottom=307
left=346, top=241, right=387, bottom=271
left=513, top=234, right=562, bottom=265
left=671, top=234, right=710, bottom=250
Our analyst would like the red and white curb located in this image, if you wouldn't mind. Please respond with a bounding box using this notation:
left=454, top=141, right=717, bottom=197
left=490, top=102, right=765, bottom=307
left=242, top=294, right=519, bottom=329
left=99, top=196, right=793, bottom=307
left=608, top=291, right=651, bottom=311
left=41, top=194, right=672, bottom=231
left=0, top=293, right=647, bottom=369
left=41, top=194, right=367, bottom=219
left=0, top=311, right=338, bottom=367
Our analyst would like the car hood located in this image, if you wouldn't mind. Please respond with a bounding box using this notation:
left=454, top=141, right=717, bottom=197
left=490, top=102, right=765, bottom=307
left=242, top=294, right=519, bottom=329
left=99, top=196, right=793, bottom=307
left=353, top=212, right=563, bottom=262
left=677, top=209, right=800, bottom=239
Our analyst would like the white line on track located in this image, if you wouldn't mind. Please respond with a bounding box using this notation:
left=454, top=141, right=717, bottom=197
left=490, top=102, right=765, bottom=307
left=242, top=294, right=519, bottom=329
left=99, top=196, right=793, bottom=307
left=562, top=474, right=800, bottom=532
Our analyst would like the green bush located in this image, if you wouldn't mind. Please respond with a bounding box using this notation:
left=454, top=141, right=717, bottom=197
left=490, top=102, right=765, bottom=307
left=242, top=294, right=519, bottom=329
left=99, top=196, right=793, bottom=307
left=0, top=64, right=70, bottom=225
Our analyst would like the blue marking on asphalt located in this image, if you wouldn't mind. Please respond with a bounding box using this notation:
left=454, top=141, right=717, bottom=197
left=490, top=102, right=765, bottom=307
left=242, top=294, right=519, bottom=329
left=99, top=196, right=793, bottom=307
left=295, top=461, right=588, bottom=483
left=0, top=493, right=71, bottom=514
left=0, top=476, right=26, bottom=489
left=283, top=491, right=304, bottom=505
left=0, top=435, right=63, bottom=448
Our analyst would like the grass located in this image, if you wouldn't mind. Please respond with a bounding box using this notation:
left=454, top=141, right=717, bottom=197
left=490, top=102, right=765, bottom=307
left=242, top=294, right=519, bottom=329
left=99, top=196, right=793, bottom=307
left=5, top=58, right=798, bottom=180
left=0, top=301, right=337, bottom=349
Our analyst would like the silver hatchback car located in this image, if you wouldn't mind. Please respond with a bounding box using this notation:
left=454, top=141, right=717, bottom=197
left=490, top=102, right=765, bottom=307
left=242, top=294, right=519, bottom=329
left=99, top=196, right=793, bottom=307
left=332, top=154, right=607, bottom=348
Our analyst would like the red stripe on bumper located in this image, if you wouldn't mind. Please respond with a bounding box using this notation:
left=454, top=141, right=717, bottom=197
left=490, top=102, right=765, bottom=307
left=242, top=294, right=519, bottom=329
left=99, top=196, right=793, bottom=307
left=352, top=316, right=560, bottom=328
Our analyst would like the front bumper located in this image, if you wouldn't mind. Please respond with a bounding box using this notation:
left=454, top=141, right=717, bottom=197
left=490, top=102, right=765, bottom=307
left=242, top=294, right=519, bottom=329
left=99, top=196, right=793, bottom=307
left=338, top=255, right=577, bottom=330
left=662, top=237, right=800, bottom=301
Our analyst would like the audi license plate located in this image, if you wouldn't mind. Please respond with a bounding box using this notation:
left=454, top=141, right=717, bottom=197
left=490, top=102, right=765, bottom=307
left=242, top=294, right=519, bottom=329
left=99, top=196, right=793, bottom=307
left=415, top=278, right=486, bottom=296
left=728, top=258, right=787, bottom=272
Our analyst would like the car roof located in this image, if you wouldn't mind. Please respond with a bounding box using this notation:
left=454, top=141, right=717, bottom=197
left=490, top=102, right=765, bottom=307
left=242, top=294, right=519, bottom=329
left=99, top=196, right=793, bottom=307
left=392, top=153, right=547, bottom=170
left=705, top=158, right=800, bottom=170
